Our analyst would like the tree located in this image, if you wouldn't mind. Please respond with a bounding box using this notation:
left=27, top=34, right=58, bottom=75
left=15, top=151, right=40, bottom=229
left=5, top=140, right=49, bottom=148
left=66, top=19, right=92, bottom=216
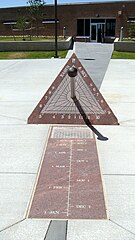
left=128, top=23, right=135, bottom=39
left=16, top=16, right=29, bottom=40
left=27, top=0, right=46, bottom=37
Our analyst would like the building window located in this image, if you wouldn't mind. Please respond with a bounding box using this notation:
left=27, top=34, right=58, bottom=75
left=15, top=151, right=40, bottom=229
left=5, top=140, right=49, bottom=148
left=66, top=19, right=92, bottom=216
left=91, top=19, right=105, bottom=24
left=42, top=19, right=59, bottom=24
left=77, top=19, right=90, bottom=36
left=85, top=19, right=90, bottom=36
left=77, top=19, right=84, bottom=35
left=127, top=18, right=135, bottom=23
left=106, top=19, right=116, bottom=36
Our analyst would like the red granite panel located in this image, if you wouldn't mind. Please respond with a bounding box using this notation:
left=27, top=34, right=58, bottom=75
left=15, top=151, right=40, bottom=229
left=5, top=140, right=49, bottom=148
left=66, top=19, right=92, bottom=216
left=28, top=126, right=107, bottom=219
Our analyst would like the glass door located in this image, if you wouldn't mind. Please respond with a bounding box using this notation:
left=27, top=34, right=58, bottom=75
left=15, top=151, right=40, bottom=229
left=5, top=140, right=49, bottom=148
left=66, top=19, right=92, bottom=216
left=97, top=24, right=105, bottom=42
left=91, top=23, right=105, bottom=42
left=91, top=24, right=97, bottom=41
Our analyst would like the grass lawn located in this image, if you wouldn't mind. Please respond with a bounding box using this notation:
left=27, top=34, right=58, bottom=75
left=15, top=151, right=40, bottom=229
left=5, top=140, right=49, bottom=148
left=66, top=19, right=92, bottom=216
left=0, top=50, right=68, bottom=59
left=0, top=36, right=65, bottom=41
left=112, top=51, right=135, bottom=59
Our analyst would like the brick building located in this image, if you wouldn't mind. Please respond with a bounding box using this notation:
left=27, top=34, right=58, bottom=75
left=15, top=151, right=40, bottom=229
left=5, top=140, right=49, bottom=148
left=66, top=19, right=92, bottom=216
left=0, top=0, right=135, bottom=42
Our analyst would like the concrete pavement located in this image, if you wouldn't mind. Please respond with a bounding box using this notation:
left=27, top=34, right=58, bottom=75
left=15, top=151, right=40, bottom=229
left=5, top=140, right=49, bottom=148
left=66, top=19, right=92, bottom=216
left=74, top=42, right=113, bottom=89
left=0, top=43, right=135, bottom=239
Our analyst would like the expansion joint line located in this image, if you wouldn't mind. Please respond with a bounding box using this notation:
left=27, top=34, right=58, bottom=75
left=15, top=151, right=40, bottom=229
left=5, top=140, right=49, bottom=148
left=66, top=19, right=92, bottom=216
left=110, top=219, right=135, bottom=236
left=44, top=220, right=52, bottom=240
left=0, top=218, right=26, bottom=233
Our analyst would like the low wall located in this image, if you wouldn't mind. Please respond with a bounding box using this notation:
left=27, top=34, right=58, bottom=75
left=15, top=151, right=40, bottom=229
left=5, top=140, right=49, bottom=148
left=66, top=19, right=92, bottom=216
left=114, top=41, right=135, bottom=52
left=74, top=36, right=115, bottom=43
left=0, top=37, right=72, bottom=51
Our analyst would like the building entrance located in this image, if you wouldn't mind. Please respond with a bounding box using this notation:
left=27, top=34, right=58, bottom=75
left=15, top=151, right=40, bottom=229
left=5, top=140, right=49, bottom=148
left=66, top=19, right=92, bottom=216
left=77, top=18, right=115, bottom=43
left=91, top=23, right=105, bottom=42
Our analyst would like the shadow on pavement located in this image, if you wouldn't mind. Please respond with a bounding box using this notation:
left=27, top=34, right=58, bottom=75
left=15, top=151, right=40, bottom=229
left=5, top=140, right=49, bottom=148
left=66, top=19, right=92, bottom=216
left=73, top=96, right=108, bottom=141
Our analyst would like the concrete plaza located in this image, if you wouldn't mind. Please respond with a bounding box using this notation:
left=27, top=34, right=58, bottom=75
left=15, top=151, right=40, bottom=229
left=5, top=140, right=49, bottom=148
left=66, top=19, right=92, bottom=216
left=0, top=43, right=135, bottom=239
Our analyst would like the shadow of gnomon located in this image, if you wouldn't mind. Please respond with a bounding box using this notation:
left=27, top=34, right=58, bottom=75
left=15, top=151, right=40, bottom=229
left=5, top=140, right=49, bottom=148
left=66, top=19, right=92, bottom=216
left=73, top=96, right=108, bottom=141
left=68, top=66, right=108, bottom=141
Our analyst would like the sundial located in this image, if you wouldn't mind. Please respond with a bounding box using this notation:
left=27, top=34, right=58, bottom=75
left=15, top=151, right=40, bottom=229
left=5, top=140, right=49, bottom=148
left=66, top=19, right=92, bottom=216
left=28, top=53, right=118, bottom=125
left=27, top=54, right=118, bottom=220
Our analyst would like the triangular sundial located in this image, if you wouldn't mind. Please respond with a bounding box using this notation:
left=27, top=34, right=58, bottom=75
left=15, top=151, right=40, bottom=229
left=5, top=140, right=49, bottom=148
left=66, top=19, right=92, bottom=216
left=28, top=53, right=118, bottom=125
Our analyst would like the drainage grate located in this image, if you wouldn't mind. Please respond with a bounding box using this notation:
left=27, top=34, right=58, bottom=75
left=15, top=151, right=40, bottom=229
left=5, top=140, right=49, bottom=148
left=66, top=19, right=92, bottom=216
left=51, top=126, right=93, bottom=139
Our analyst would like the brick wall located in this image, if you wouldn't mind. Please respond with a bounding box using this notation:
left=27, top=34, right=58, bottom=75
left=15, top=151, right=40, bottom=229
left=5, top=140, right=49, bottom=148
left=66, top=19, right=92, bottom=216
left=0, top=1, right=135, bottom=38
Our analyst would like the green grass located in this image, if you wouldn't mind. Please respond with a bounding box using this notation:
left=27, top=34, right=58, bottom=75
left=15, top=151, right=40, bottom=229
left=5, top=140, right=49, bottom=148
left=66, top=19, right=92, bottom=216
left=122, top=38, right=135, bottom=42
left=112, top=51, right=135, bottom=59
left=0, top=50, right=68, bottom=59
left=0, top=36, right=65, bottom=41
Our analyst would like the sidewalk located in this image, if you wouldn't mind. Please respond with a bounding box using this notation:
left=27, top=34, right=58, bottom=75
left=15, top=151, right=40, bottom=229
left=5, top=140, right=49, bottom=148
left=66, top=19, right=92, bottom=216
left=0, top=44, right=135, bottom=239
left=74, top=42, right=113, bottom=88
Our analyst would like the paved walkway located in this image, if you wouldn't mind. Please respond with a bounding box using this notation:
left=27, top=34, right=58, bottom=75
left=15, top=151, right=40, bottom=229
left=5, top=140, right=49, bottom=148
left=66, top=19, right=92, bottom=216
left=74, top=42, right=113, bottom=88
left=0, top=44, right=135, bottom=239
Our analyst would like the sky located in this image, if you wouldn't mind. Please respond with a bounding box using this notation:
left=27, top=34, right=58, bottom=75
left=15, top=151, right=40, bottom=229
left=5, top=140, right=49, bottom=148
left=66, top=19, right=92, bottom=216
left=0, top=0, right=133, bottom=8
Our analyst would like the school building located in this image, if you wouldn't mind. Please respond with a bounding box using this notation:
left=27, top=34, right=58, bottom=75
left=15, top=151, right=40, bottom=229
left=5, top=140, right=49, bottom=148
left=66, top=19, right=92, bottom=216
left=0, top=0, right=135, bottom=43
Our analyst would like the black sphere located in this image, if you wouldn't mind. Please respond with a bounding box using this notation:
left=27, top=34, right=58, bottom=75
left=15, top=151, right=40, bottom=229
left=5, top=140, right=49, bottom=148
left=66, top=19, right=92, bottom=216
left=68, top=67, right=78, bottom=77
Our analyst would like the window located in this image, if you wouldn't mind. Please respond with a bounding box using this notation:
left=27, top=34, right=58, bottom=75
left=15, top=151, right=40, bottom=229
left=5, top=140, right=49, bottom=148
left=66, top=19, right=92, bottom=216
left=77, top=19, right=84, bottom=36
left=91, top=19, right=105, bottom=24
left=85, top=19, right=90, bottom=36
left=77, top=19, right=90, bottom=36
left=42, top=19, right=59, bottom=24
left=106, top=19, right=116, bottom=36
left=127, top=18, right=135, bottom=23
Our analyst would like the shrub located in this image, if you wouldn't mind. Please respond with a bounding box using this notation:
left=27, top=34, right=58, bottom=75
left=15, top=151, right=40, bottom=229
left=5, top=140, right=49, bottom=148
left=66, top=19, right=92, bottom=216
left=128, top=23, right=135, bottom=39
